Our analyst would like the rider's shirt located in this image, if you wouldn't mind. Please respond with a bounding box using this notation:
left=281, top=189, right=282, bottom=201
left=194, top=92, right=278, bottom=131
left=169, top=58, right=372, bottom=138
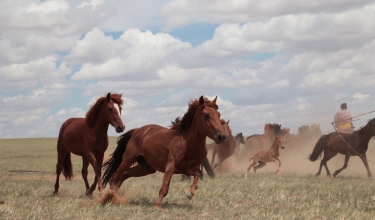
left=333, top=109, right=353, bottom=134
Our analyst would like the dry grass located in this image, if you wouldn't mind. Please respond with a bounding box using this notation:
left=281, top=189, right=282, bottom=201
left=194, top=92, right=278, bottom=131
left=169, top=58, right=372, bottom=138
left=1, top=137, right=375, bottom=219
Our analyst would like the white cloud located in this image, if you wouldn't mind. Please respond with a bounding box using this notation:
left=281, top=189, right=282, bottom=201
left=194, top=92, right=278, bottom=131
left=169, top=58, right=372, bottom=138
left=353, top=92, right=370, bottom=101
left=265, top=79, right=289, bottom=89
left=160, top=0, right=372, bottom=30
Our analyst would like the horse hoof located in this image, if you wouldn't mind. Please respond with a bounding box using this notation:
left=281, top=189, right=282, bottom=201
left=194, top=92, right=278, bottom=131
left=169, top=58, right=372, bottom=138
left=184, top=190, right=194, bottom=200
left=245, top=173, right=248, bottom=178
left=86, top=189, right=93, bottom=196
left=369, top=176, right=374, bottom=180
left=53, top=191, right=59, bottom=196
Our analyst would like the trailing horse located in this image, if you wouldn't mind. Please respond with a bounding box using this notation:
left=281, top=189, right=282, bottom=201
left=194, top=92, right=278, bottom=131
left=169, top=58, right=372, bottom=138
left=309, top=118, right=375, bottom=178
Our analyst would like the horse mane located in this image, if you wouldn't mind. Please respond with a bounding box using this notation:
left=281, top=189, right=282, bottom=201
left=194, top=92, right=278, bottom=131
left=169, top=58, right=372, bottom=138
left=85, top=93, right=123, bottom=128
left=358, top=118, right=375, bottom=136
left=171, top=116, right=181, bottom=125
left=273, top=124, right=282, bottom=135
left=170, top=97, right=218, bottom=135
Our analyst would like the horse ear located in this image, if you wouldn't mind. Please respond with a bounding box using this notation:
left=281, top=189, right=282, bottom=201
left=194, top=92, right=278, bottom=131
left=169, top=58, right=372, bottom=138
left=199, top=96, right=204, bottom=105
left=227, top=120, right=230, bottom=124
left=106, top=92, right=111, bottom=102
left=239, top=132, right=242, bottom=136
left=120, top=93, right=123, bottom=97
left=212, top=96, right=217, bottom=104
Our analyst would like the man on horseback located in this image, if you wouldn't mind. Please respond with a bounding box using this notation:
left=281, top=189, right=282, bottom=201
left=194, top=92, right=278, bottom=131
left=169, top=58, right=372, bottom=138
left=333, top=103, right=353, bottom=134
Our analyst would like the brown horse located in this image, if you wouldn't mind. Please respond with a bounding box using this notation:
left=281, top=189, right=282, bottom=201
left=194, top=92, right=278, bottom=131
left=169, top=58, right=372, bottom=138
left=53, top=93, right=125, bottom=196
left=211, top=120, right=244, bottom=170
left=239, top=123, right=278, bottom=162
left=101, top=96, right=228, bottom=208
left=245, top=136, right=285, bottom=178
left=309, top=118, right=375, bottom=178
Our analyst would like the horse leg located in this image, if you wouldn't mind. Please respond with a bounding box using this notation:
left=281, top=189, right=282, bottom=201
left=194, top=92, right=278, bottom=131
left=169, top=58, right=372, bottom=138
left=333, top=153, right=350, bottom=177
left=319, top=148, right=336, bottom=178
left=81, top=157, right=91, bottom=195
left=245, top=161, right=258, bottom=178
left=253, top=161, right=266, bottom=174
left=54, top=147, right=68, bottom=195
left=88, top=153, right=105, bottom=194
left=315, top=160, right=324, bottom=176
left=211, top=149, right=216, bottom=167
left=109, top=155, right=138, bottom=193
left=86, top=153, right=104, bottom=194
left=184, top=168, right=201, bottom=200
left=156, top=161, right=175, bottom=208
left=359, top=154, right=374, bottom=179
left=271, top=158, right=280, bottom=174
left=119, top=164, right=156, bottom=182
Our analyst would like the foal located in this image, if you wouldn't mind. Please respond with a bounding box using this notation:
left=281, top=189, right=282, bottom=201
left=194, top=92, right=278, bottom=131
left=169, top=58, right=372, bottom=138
left=245, top=136, right=285, bottom=178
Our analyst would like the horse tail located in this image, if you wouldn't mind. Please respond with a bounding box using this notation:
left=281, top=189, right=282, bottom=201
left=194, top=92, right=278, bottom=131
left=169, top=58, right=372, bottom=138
left=102, top=129, right=136, bottom=187
left=309, top=136, right=325, bottom=161
left=62, top=152, right=73, bottom=180
left=201, top=157, right=215, bottom=178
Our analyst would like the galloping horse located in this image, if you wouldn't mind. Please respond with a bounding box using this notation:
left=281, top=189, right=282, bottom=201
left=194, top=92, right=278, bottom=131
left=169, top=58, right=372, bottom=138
left=54, top=93, right=125, bottom=195
left=101, top=96, right=228, bottom=208
left=210, top=120, right=243, bottom=170
left=245, top=136, right=285, bottom=178
left=309, top=118, right=375, bottom=178
left=239, top=123, right=280, bottom=162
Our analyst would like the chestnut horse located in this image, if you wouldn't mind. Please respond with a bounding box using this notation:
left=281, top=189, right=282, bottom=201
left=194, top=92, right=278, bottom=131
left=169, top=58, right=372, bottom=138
left=239, top=123, right=280, bottom=162
left=53, top=93, right=125, bottom=196
left=245, top=136, right=285, bottom=178
left=309, top=118, right=375, bottom=178
left=211, top=120, right=245, bottom=170
left=101, top=96, right=228, bottom=208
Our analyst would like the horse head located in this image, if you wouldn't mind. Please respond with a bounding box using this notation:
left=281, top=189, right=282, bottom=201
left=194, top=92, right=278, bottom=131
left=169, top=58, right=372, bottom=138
left=103, top=93, right=125, bottom=133
left=236, top=132, right=245, bottom=144
left=196, top=96, right=228, bottom=144
left=275, top=136, right=285, bottom=150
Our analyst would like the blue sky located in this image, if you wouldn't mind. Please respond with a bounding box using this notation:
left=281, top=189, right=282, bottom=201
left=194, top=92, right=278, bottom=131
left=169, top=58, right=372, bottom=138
left=1, top=0, right=375, bottom=138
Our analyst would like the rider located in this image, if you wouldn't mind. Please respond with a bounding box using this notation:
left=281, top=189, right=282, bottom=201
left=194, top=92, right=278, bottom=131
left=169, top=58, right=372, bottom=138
left=333, top=103, right=354, bottom=134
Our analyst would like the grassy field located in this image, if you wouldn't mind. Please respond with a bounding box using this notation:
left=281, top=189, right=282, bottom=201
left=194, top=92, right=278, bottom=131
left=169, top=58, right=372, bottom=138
left=1, top=137, right=375, bottom=219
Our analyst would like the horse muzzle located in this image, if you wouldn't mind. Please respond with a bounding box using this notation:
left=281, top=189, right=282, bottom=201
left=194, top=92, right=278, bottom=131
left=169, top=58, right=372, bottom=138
left=213, top=133, right=228, bottom=144
left=115, top=124, right=125, bottom=133
left=281, top=145, right=285, bottom=150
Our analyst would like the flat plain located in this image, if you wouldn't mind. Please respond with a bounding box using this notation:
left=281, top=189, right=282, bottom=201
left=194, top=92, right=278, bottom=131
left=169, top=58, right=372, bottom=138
left=1, top=137, right=375, bottom=219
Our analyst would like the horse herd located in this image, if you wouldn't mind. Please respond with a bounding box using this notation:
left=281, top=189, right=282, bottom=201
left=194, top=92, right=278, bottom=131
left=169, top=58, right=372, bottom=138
left=53, top=93, right=375, bottom=208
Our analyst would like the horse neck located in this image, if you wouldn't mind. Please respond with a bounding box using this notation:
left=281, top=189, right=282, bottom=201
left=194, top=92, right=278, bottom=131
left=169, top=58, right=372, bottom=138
left=184, top=119, right=207, bottom=150
left=88, top=108, right=110, bottom=138
left=358, top=128, right=374, bottom=147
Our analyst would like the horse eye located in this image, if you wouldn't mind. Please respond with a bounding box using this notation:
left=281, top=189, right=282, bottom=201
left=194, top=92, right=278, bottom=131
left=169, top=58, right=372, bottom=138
left=204, top=114, right=210, bottom=119
left=108, top=108, right=112, bottom=112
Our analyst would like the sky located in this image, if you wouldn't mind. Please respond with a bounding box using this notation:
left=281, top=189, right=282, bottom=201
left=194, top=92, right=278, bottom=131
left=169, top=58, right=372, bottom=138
left=1, top=0, right=375, bottom=138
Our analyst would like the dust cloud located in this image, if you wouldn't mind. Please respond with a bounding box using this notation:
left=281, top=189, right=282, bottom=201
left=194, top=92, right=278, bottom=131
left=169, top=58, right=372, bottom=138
left=208, top=137, right=375, bottom=177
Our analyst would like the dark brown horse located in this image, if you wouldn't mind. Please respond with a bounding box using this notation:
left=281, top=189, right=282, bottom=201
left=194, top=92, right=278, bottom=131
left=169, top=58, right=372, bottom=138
left=53, top=93, right=125, bottom=196
left=101, top=96, right=228, bottom=208
left=211, top=120, right=244, bottom=170
left=245, top=136, right=285, bottom=178
left=309, top=118, right=375, bottom=178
